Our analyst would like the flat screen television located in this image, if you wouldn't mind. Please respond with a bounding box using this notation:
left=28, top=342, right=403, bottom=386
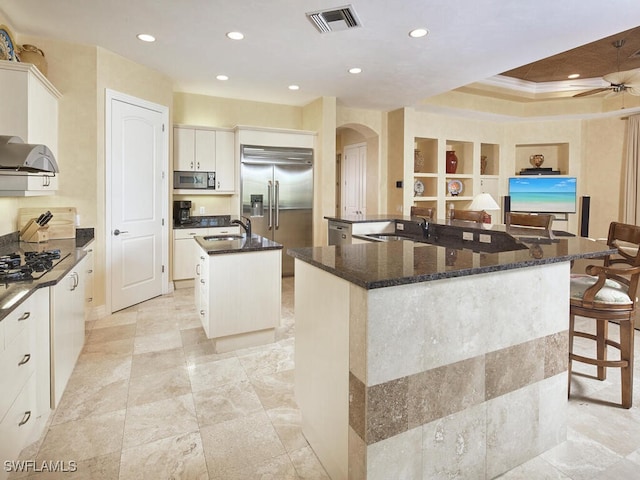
left=508, top=176, right=577, bottom=213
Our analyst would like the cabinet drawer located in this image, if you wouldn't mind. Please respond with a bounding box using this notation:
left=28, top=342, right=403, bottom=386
left=0, top=324, right=36, bottom=421
left=0, top=373, right=37, bottom=464
left=3, top=295, right=34, bottom=350
left=174, top=228, right=205, bottom=240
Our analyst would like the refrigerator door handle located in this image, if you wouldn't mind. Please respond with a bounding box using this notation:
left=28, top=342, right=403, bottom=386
left=275, top=180, right=280, bottom=229
left=268, top=180, right=273, bottom=230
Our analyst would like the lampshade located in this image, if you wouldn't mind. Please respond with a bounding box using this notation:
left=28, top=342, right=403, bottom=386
left=469, top=193, right=500, bottom=211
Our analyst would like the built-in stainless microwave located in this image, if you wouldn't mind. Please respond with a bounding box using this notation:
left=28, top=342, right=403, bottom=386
left=173, top=171, right=216, bottom=190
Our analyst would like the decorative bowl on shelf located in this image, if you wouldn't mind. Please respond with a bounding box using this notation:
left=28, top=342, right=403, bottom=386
left=530, top=154, right=544, bottom=168
left=447, top=179, right=463, bottom=196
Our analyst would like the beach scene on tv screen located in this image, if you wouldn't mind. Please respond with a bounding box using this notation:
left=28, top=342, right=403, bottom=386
left=509, top=177, right=577, bottom=213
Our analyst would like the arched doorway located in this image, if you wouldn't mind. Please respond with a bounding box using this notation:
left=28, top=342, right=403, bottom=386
left=335, top=123, right=380, bottom=216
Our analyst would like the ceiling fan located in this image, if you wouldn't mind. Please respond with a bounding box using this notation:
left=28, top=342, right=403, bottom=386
left=573, top=40, right=640, bottom=98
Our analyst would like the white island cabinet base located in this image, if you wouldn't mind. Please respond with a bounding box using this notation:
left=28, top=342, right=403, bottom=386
left=294, top=258, right=569, bottom=480
left=197, top=246, right=281, bottom=353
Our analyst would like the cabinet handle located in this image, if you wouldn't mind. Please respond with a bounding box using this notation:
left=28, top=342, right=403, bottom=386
left=88, top=297, right=93, bottom=303
left=217, top=181, right=220, bottom=189
left=70, top=272, right=79, bottom=291
left=88, top=269, right=93, bottom=274
left=18, top=312, right=30, bottom=321
left=200, top=310, right=205, bottom=316
left=200, top=279, right=205, bottom=284
left=200, top=256, right=205, bottom=261
left=190, top=161, right=194, bottom=169
left=197, top=162, right=200, bottom=169
left=18, top=411, right=31, bottom=427
left=18, top=354, right=31, bottom=366
left=87, top=248, right=93, bottom=253
left=196, top=264, right=201, bottom=275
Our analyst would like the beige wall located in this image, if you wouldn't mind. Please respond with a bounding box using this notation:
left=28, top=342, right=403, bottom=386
left=581, top=116, right=627, bottom=238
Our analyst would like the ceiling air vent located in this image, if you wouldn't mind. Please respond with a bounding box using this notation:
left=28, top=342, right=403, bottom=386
left=306, top=5, right=361, bottom=33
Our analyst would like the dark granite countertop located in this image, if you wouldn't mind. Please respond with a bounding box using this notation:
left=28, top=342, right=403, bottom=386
left=324, top=214, right=402, bottom=224
left=0, top=230, right=94, bottom=322
left=195, top=233, right=283, bottom=255
left=288, top=235, right=615, bottom=290
left=174, top=215, right=233, bottom=229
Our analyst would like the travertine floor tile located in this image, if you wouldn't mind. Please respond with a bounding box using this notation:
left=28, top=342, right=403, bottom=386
left=187, top=356, right=248, bottom=392
left=540, top=427, right=623, bottom=480
left=250, top=369, right=298, bottom=410
left=119, top=431, right=208, bottom=480
left=130, top=347, right=186, bottom=378
left=199, top=411, right=285, bottom=476
left=122, top=394, right=198, bottom=449
left=209, top=453, right=298, bottom=480
left=52, top=378, right=129, bottom=425
left=288, top=445, right=331, bottom=479
left=127, top=366, right=191, bottom=407
left=133, top=330, right=182, bottom=355
left=86, top=324, right=136, bottom=345
left=192, top=380, right=263, bottom=427
left=266, top=407, right=308, bottom=453
left=37, top=410, right=126, bottom=462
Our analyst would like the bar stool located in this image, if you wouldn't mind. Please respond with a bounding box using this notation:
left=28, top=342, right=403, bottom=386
left=505, top=212, right=555, bottom=238
left=569, top=222, right=640, bottom=408
left=450, top=209, right=485, bottom=223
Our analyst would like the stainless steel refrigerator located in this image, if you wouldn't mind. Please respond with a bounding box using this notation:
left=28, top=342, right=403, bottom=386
left=240, top=145, right=314, bottom=276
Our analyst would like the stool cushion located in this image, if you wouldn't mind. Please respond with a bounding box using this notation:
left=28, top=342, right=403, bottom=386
left=570, top=274, right=632, bottom=305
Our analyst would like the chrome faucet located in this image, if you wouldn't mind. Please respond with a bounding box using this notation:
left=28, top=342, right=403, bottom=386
left=232, top=216, right=252, bottom=238
left=417, top=217, right=430, bottom=238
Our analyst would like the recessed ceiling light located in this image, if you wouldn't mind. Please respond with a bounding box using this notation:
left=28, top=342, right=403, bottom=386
left=137, top=33, right=156, bottom=42
left=226, top=31, right=244, bottom=40
left=568, top=73, right=580, bottom=79
left=288, top=85, right=300, bottom=91
left=348, top=67, right=362, bottom=74
left=409, top=28, right=429, bottom=38
left=216, top=75, right=229, bottom=81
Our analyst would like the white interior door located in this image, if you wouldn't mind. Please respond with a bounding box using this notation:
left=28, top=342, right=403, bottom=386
left=108, top=93, right=168, bottom=312
left=342, top=143, right=366, bottom=216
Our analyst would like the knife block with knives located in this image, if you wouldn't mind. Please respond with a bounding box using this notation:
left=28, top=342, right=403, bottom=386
left=20, top=210, right=53, bottom=243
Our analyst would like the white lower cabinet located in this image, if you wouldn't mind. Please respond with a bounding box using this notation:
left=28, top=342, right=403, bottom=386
left=195, top=244, right=281, bottom=352
left=83, top=245, right=95, bottom=320
left=0, top=288, right=50, bottom=476
left=173, top=226, right=240, bottom=280
left=50, top=256, right=87, bottom=408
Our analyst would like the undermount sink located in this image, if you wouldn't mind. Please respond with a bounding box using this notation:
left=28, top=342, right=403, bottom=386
left=203, top=235, right=244, bottom=241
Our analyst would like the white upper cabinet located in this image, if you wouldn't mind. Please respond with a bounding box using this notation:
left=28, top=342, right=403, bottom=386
left=0, top=61, right=60, bottom=153
left=173, top=125, right=236, bottom=194
left=0, top=61, right=61, bottom=197
left=214, top=130, right=235, bottom=192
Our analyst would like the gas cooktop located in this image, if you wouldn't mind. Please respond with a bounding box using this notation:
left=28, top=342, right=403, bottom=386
left=0, top=249, right=68, bottom=284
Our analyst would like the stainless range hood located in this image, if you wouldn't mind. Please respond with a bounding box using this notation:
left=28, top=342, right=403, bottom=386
left=0, top=135, right=59, bottom=173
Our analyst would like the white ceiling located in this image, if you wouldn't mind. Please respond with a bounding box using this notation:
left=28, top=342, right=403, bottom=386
left=2, top=0, right=640, bottom=111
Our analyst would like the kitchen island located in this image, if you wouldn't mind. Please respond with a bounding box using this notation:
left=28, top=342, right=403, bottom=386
left=194, top=233, right=283, bottom=352
left=288, top=224, right=614, bottom=480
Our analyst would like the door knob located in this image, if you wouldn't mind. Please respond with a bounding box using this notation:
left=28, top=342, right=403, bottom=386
left=113, top=229, right=129, bottom=236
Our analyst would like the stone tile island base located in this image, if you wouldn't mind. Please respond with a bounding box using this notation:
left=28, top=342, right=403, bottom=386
left=294, top=260, right=569, bottom=480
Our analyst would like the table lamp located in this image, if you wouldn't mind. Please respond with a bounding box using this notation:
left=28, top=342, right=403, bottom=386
left=469, top=193, right=500, bottom=223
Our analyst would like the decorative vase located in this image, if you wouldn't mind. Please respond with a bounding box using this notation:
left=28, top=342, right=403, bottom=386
left=530, top=154, right=544, bottom=168
left=446, top=150, right=458, bottom=174
left=480, top=155, right=488, bottom=175
left=17, top=44, right=47, bottom=76
left=414, top=149, right=425, bottom=172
